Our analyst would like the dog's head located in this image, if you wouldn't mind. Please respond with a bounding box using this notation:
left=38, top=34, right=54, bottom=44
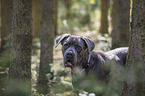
left=55, top=34, right=95, bottom=68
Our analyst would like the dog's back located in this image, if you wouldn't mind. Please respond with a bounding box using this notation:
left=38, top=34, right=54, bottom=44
left=105, top=47, right=128, bottom=65
left=87, top=47, right=128, bottom=80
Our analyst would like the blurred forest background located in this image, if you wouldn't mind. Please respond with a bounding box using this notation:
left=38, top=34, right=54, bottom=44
left=0, top=0, right=145, bottom=96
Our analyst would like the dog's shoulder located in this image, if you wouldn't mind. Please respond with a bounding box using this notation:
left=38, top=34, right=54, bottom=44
left=105, top=47, right=128, bottom=55
left=91, top=51, right=108, bottom=64
left=105, top=47, right=128, bottom=65
left=90, top=47, right=128, bottom=65
left=89, top=51, right=109, bottom=80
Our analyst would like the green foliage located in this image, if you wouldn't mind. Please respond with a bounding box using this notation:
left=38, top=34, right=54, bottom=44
left=66, top=61, right=145, bottom=96
left=58, top=0, right=100, bottom=34
left=0, top=38, right=10, bottom=96
left=0, top=49, right=10, bottom=70
left=0, top=38, right=10, bottom=70
left=6, top=79, right=31, bottom=95
left=53, top=80, right=73, bottom=94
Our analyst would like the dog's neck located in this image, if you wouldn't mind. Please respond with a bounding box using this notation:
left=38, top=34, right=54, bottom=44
left=81, top=54, right=91, bottom=72
left=79, top=49, right=91, bottom=73
left=71, top=49, right=91, bottom=74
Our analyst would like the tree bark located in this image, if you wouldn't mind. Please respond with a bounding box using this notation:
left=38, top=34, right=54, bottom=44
left=8, top=0, right=32, bottom=96
left=0, top=0, right=11, bottom=95
left=65, top=0, right=72, bottom=19
left=111, top=0, right=130, bottom=49
left=54, top=0, right=58, bottom=37
left=99, top=0, right=109, bottom=35
left=0, top=0, right=12, bottom=51
left=32, top=0, right=41, bottom=38
left=37, top=0, right=54, bottom=95
left=122, top=0, right=145, bottom=96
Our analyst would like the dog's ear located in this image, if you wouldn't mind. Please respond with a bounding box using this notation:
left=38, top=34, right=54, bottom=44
left=81, top=36, right=95, bottom=54
left=55, top=34, right=71, bottom=48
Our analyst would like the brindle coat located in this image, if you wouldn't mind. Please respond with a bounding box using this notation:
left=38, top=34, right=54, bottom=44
left=55, top=34, right=128, bottom=95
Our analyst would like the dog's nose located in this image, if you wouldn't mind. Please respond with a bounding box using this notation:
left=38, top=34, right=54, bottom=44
left=67, top=51, right=73, bottom=57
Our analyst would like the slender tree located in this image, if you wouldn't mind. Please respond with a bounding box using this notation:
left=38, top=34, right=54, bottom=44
left=0, top=0, right=11, bottom=95
left=54, top=0, right=58, bottom=37
left=0, top=0, right=12, bottom=51
left=99, top=0, right=109, bottom=35
left=111, top=0, right=130, bottom=49
left=8, top=0, right=32, bottom=96
left=37, top=0, right=54, bottom=94
left=65, top=0, right=72, bottom=19
left=122, top=0, right=145, bottom=95
left=32, top=0, right=41, bottom=38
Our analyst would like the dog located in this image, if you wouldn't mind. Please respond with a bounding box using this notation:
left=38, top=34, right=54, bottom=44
left=55, top=34, right=128, bottom=95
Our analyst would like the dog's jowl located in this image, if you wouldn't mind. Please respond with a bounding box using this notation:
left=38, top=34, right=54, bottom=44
left=55, top=34, right=128, bottom=95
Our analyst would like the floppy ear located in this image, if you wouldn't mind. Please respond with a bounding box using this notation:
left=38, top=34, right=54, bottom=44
left=55, top=34, right=71, bottom=48
left=81, top=36, right=95, bottom=54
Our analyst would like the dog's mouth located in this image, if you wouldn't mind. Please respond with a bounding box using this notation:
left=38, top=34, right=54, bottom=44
left=65, top=60, right=73, bottom=68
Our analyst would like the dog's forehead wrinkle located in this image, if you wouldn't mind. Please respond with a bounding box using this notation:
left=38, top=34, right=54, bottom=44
left=78, top=38, right=85, bottom=44
left=65, top=36, right=83, bottom=45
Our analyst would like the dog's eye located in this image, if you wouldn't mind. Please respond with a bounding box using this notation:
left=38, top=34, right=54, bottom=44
left=64, top=44, right=69, bottom=49
left=75, top=45, right=82, bottom=52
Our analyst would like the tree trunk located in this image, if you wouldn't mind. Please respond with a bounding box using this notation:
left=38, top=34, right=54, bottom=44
left=0, top=0, right=11, bottom=95
left=99, top=0, right=109, bottom=35
left=8, top=0, right=32, bottom=96
left=0, top=0, right=12, bottom=51
left=122, top=0, right=145, bottom=96
left=32, top=0, right=41, bottom=38
left=37, top=0, right=54, bottom=95
left=111, top=0, right=130, bottom=49
left=54, top=0, right=58, bottom=37
left=65, top=0, right=72, bottom=19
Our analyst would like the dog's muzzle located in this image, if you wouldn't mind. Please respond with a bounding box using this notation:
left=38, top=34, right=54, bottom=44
left=65, top=51, right=74, bottom=68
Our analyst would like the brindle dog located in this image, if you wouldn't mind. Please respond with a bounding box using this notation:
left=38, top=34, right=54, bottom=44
left=55, top=34, right=128, bottom=95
